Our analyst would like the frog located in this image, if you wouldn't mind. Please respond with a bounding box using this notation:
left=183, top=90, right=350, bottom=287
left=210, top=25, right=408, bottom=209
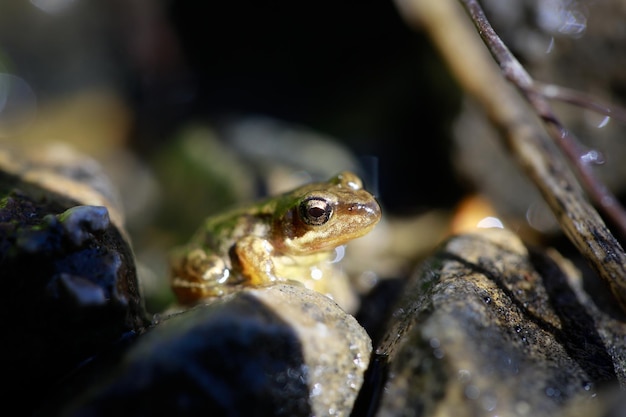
left=169, top=171, right=381, bottom=312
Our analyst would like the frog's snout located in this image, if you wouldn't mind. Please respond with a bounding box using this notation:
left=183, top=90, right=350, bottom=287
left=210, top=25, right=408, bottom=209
left=348, top=199, right=382, bottom=226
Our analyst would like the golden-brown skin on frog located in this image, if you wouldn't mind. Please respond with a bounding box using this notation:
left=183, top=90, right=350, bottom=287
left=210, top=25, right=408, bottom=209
left=170, top=171, right=381, bottom=308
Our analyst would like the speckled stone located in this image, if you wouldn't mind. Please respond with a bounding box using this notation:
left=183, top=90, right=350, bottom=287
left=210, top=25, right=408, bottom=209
left=251, top=284, right=372, bottom=416
left=375, top=228, right=626, bottom=417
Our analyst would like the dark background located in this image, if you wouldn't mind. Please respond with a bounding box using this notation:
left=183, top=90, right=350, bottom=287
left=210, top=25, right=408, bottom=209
left=131, top=0, right=464, bottom=214
left=0, top=0, right=464, bottom=214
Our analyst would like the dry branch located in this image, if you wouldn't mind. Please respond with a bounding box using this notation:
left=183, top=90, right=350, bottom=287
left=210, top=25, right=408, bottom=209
left=394, top=0, right=626, bottom=312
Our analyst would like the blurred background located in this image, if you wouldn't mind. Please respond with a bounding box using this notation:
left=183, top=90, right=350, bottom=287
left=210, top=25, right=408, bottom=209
left=1, top=0, right=625, bottom=312
left=0, top=0, right=463, bottom=210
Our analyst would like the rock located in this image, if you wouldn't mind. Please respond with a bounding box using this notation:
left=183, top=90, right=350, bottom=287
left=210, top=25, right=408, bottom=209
left=37, top=284, right=371, bottom=417
left=374, top=228, right=626, bottom=417
left=250, top=284, right=371, bottom=416
left=0, top=145, right=148, bottom=415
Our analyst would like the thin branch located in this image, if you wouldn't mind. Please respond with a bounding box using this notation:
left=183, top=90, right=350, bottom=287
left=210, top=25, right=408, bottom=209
left=535, top=82, right=626, bottom=125
left=393, top=0, right=626, bottom=312
left=459, top=0, right=626, bottom=241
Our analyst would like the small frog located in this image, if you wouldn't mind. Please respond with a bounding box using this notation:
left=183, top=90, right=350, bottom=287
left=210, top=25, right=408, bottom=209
left=170, top=171, right=381, bottom=311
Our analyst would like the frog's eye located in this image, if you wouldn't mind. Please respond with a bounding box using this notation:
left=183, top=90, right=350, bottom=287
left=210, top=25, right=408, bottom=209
left=299, top=197, right=333, bottom=226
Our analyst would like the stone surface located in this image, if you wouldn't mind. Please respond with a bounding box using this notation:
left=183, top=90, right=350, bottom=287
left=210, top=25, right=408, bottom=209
left=374, top=228, right=626, bottom=417
left=38, top=284, right=371, bottom=417
left=0, top=145, right=148, bottom=415
left=251, top=284, right=371, bottom=416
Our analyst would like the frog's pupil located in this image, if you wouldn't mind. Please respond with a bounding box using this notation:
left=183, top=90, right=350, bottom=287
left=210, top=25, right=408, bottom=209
left=309, top=207, right=325, bottom=218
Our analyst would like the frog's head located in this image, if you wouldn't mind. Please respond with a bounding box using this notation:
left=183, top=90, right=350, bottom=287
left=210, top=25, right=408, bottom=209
left=273, top=171, right=381, bottom=255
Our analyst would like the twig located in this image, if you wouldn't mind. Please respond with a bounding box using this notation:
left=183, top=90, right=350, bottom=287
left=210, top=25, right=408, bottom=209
left=393, top=0, right=626, bottom=312
left=535, top=82, right=626, bottom=125
left=460, top=0, right=626, bottom=241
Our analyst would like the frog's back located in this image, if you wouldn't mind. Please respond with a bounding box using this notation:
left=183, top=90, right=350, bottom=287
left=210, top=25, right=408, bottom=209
left=192, top=203, right=275, bottom=256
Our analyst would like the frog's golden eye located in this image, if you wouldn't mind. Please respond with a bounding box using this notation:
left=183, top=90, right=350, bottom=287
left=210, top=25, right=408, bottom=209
left=299, top=197, right=333, bottom=226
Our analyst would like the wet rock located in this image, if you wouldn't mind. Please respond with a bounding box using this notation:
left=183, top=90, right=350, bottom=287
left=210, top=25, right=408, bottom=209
left=38, top=284, right=371, bottom=417
left=0, top=145, right=148, bottom=414
left=250, top=284, right=371, bottom=415
left=374, top=228, right=626, bottom=417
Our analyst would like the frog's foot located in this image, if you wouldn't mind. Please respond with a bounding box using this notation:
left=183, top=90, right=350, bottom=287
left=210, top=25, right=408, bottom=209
left=171, top=248, right=239, bottom=304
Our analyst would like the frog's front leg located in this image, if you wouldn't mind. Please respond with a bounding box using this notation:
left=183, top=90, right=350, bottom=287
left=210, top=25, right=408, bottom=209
left=233, top=235, right=279, bottom=287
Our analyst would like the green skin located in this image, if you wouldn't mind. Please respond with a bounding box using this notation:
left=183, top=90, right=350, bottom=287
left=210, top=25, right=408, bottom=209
left=170, top=171, right=382, bottom=305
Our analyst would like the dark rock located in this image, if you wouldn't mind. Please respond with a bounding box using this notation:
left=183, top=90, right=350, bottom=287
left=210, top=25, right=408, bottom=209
left=0, top=148, right=148, bottom=415
left=37, top=284, right=371, bottom=417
